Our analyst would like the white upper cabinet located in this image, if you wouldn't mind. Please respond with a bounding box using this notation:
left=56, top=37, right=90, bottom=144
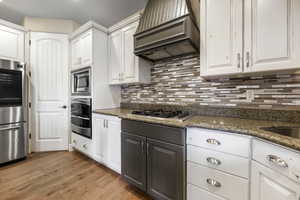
left=71, top=37, right=81, bottom=69
left=123, top=21, right=139, bottom=83
left=201, top=0, right=300, bottom=77
left=251, top=161, right=300, bottom=200
left=80, top=30, right=93, bottom=67
left=109, top=30, right=123, bottom=84
left=108, top=13, right=151, bottom=85
left=244, top=0, right=300, bottom=73
left=201, top=0, right=243, bottom=76
left=70, top=29, right=93, bottom=70
left=0, top=24, right=24, bottom=62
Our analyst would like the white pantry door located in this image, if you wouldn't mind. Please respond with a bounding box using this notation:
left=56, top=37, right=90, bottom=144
left=30, top=32, right=69, bottom=152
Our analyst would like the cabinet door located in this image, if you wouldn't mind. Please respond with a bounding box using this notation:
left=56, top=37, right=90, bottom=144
left=251, top=161, right=300, bottom=200
left=107, top=119, right=121, bottom=173
left=80, top=30, right=93, bottom=67
left=123, top=21, right=138, bottom=83
left=71, top=37, right=81, bottom=70
left=0, top=25, right=24, bottom=61
left=147, top=139, right=185, bottom=200
left=244, top=0, right=300, bottom=72
left=200, top=0, right=243, bottom=76
left=109, top=31, right=123, bottom=84
left=92, top=116, right=106, bottom=163
left=121, top=133, right=147, bottom=191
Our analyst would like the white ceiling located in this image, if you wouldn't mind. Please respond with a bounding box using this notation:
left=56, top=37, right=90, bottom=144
left=0, top=0, right=148, bottom=27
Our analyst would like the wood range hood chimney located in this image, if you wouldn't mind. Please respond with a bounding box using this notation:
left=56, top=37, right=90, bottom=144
left=134, top=0, right=200, bottom=62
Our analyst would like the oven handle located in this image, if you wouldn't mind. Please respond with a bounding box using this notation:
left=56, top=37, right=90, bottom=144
left=71, top=115, right=90, bottom=120
left=71, top=100, right=91, bottom=105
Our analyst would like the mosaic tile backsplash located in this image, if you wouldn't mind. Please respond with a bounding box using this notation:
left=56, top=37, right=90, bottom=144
left=121, top=55, right=300, bottom=110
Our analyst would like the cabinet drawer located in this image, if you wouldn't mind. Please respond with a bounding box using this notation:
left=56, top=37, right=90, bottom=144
left=188, top=145, right=250, bottom=178
left=187, top=128, right=251, bottom=158
left=72, top=132, right=93, bottom=157
left=187, top=184, right=226, bottom=200
left=253, top=139, right=300, bottom=183
left=187, top=162, right=249, bottom=200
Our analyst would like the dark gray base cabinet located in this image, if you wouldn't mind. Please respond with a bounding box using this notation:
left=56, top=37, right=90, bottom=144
left=147, top=139, right=185, bottom=200
left=121, top=120, right=186, bottom=200
left=121, top=133, right=147, bottom=191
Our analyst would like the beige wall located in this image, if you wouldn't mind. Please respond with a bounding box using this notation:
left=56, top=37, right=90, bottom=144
left=23, top=17, right=81, bottom=34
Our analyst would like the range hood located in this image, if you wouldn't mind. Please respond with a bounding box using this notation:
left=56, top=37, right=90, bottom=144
left=134, top=0, right=200, bottom=62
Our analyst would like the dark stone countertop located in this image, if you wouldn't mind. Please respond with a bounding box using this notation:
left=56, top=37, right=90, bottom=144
left=93, top=108, right=300, bottom=152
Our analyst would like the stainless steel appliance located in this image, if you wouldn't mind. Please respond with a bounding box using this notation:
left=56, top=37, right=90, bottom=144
left=71, top=98, right=92, bottom=139
left=134, top=0, right=200, bottom=61
left=71, top=67, right=91, bottom=96
left=0, top=59, right=27, bottom=165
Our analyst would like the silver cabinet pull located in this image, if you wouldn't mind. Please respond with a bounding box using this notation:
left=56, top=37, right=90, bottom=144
left=73, top=139, right=77, bottom=144
left=207, top=157, right=222, bottom=166
left=267, top=155, right=288, bottom=168
left=83, top=144, right=88, bottom=149
left=206, top=178, right=221, bottom=188
left=147, top=143, right=150, bottom=155
left=103, top=120, right=105, bottom=128
left=106, top=120, right=108, bottom=128
left=237, top=53, right=241, bottom=68
left=246, top=52, right=250, bottom=68
left=141, top=141, right=144, bottom=153
left=206, top=138, right=221, bottom=146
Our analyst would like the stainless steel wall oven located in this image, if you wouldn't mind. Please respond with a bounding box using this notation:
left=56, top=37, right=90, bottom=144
left=71, top=98, right=92, bottom=139
left=0, top=59, right=27, bottom=165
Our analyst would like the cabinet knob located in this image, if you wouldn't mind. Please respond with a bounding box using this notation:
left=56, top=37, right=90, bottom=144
left=73, top=139, right=77, bottom=144
left=83, top=144, right=88, bottom=149
left=206, top=138, right=221, bottom=146
left=206, top=178, right=221, bottom=188
left=266, top=155, right=288, bottom=168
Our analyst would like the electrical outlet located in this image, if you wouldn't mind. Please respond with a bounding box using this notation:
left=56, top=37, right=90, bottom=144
left=246, top=90, right=255, bottom=102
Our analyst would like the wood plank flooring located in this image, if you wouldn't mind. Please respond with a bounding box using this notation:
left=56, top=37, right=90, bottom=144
left=0, top=151, right=152, bottom=200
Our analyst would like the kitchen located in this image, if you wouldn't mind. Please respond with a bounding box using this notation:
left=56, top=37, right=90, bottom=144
left=0, top=0, right=300, bottom=200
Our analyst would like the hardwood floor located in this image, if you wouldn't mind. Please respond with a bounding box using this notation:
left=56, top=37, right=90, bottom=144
left=0, top=151, right=152, bottom=200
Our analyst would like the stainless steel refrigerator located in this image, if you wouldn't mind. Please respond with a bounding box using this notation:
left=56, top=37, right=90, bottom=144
left=0, top=59, right=27, bottom=165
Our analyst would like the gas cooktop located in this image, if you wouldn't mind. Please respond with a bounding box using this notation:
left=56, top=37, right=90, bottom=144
left=131, top=109, right=189, bottom=119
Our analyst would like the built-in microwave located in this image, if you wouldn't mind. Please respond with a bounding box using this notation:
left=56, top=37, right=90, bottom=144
left=71, top=67, right=91, bottom=96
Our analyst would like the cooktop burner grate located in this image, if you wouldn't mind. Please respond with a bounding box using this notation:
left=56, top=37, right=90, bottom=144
left=131, top=109, right=189, bottom=119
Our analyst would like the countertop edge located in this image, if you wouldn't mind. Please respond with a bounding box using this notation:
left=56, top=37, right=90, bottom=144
left=93, top=109, right=300, bottom=152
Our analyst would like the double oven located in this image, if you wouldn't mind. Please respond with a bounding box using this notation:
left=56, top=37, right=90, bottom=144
left=0, top=59, right=27, bottom=165
left=71, top=67, right=92, bottom=139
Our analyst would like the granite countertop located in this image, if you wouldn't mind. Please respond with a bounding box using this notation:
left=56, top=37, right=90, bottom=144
left=93, top=108, right=300, bottom=151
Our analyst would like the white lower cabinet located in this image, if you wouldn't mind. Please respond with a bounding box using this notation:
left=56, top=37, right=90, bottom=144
left=187, top=128, right=250, bottom=200
left=92, top=113, right=121, bottom=173
left=251, top=161, right=300, bottom=200
left=187, top=162, right=249, bottom=200
left=72, top=132, right=93, bottom=157
left=188, top=184, right=226, bottom=200
left=187, top=128, right=300, bottom=200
